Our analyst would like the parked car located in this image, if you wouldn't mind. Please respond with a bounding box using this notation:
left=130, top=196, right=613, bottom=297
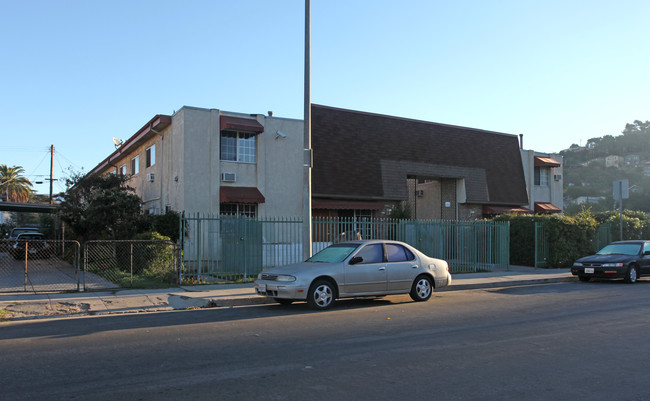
left=254, top=240, right=452, bottom=310
left=2, top=227, right=40, bottom=252
left=571, top=240, right=650, bottom=283
left=9, top=232, right=50, bottom=260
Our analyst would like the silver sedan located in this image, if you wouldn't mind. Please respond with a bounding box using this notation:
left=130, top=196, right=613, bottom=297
left=255, top=240, right=452, bottom=310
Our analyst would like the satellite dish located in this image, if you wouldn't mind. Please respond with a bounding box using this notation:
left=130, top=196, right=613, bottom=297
left=112, top=137, right=124, bottom=147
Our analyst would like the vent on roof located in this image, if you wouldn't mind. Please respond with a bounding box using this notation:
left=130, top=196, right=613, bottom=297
left=221, top=172, right=237, bottom=182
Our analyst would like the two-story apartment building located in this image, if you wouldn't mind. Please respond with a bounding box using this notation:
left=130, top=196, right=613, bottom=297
left=89, top=106, right=305, bottom=218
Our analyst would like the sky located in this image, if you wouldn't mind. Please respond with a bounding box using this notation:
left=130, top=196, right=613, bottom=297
left=2, top=0, right=649, bottom=196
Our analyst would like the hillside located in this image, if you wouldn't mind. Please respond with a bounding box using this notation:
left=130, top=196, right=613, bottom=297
left=560, top=120, right=650, bottom=214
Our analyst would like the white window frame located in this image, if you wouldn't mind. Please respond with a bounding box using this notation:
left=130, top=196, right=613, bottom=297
left=220, top=130, right=256, bottom=163
left=534, top=167, right=549, bottom=186
left=131, top=155, right=139, bottom=175
left=119, top=164, right=127, bottom=176
left=146, top=145, right=156, bottom=168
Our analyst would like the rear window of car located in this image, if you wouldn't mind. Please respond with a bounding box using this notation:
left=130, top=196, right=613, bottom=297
left=386, top=244, right=415, bottom=262
left=17, top=234, right=44, bottom=240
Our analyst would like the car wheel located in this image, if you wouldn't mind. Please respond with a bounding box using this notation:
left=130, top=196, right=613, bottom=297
left=578, top=275, right=591, bottom=282
left=410, top=275, right=433, bottom=302
left=307, top=279, right=335, bottom=310
left=624, top=264, right=638, bottom=284
left=274, top=298, right=294, bottom=306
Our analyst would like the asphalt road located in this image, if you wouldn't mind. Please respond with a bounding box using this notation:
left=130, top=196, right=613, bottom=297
left=1, top=281, right=649, bottom=401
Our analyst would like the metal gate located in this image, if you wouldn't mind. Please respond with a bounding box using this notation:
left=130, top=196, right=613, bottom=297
left=0, top=239, right=81, bottom=293
left=534, top=222, right=549, bottom=268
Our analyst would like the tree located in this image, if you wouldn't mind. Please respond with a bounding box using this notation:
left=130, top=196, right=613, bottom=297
left=58, top=172, right=147, bottom=242
left=0, top=164, right=33, bottom=202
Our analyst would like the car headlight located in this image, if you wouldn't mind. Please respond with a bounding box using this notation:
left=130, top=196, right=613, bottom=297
left=602, top=263, right=623, bottom=267
left=257, top=273, right=263, bottom=280
left=573, top=262, right=583, bottom=267
left=276, top=275, right=296, bottom=282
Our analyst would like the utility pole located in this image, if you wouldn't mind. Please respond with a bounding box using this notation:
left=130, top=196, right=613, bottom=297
left=302, top=0, right=313, bottom=260
left=49, top=144, right=54, bottom=204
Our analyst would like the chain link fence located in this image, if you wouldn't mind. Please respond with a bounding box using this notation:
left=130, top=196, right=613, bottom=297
left=83, top=240, right=178, bottom=290
left=0, top=239, right=179, bottom=293
left=0, top=239, right=81, bottom=292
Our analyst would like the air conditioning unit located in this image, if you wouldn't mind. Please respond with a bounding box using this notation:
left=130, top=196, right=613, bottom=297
left=221, top=172, right=236, bottom=182
left=146, top=173, right=155, bottom=182
left=554, top=174, right=562, bottom=181
left=416, top=190, right=424, bottom=197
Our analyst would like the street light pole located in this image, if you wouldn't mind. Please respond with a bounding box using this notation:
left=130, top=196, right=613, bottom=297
left=302, top=0, right=313, bottom=260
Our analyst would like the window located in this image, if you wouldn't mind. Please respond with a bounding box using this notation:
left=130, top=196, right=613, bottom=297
left=386, top=244, right=415, bottom=262
left=146, top=145, right=155, bottom=168
left=354, top=244, right=384, bottom=264
left=220, top=130, right=256, bottom=163
left=131, top=156, right=139, bottom=175
left=119, top=165, right=127, bottom=176
left=220, top=203, right=257, bottom=218
left=534, top=167, right=548, bottom=186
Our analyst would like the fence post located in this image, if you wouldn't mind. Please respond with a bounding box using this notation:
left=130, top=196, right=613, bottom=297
left=24, top=242, right=28, bottom=292
left=130, top=243, right=134, bottom=287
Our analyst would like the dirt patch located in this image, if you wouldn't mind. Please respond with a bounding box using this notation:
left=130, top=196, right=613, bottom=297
left=1, top=301, right=91, bottom=320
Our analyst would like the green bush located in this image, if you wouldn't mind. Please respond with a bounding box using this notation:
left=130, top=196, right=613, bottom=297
left=132, top=232, right=177, bottom=283
left=492, top=211, right=599, bottom=268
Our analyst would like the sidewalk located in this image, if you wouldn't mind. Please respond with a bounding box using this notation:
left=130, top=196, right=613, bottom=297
left=0, top=267, right=575, bottom=321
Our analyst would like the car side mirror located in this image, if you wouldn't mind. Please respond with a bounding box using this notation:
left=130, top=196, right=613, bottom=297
left=349, top=256, right=363, bottom=265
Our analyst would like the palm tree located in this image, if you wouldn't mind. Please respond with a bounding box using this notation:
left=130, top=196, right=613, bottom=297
left=0, top=164, right=34, bottom=202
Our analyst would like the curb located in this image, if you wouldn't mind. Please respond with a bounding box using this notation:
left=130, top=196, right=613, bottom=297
left=0, top=275, right=576, bottom=321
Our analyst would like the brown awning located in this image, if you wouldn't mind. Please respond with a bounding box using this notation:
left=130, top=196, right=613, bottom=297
left=483, top=205, right=533, bottom=215
left=220, top=187, right=265, bottom=203
left=220, top=116, right=264, bottom=133
left=312, top=199, right=383, bottom=210
left=534, top=202, right=561, bottom=213
left=534, top=156, right=561, bottom=167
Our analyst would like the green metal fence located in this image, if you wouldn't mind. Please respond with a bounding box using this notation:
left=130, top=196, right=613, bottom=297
left=179, top=215, right=510, bottom=283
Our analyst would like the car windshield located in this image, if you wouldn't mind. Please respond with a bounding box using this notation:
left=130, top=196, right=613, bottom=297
left=596, top=243, right=641, bottom=256
left=307, top=244, right=359, bottom=263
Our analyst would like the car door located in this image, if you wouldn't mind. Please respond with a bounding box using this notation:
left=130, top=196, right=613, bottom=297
left=343, top=244, right=387, bottom=294
left=385, top=243, right=419, bottom=291
left=640, top=242, right=650, bottom=275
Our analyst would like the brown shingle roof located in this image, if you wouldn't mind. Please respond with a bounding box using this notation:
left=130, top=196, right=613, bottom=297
left=311, top=105, right=528, bottom=205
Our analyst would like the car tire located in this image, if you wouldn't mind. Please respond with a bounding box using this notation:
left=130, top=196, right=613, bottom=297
left=274, top=298, right=294, bottom=306
left=307, top=279, right=335, bottom=310
left=410, top=275, right=433, bottom=302
left=624, top=264, right=638, bottom=284
left=578, top=275, right=591, bottom=282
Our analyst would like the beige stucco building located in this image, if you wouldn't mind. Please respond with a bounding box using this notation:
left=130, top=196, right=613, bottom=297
left=520, top=149, right=563, bottom=213
left=89, top=106, right=304, bottom=218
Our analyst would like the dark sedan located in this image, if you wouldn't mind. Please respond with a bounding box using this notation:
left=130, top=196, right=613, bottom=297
left=571, top=240, right=650, bottom=283
left=8, top=232, right=50, bottom=260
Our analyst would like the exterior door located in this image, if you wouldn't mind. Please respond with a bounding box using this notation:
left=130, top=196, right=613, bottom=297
left=343, top=244, right=387, bottom=294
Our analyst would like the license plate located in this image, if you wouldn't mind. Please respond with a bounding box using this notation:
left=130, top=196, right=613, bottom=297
left=584, top=268, right=594, bottom=274
left=258, top=283, right=267, bottom=293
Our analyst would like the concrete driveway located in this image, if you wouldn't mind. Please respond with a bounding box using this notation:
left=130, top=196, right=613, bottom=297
left=0, top=252, right=115, bottom=293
